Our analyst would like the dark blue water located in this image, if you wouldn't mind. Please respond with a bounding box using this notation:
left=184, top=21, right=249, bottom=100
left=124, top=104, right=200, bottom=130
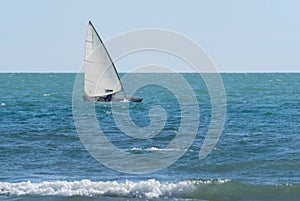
left=0, top=73, right=299, bottom=201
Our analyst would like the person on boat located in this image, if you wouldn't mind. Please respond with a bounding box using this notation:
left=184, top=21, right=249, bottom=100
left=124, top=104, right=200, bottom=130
left=104, top=89, right=114, bottom=102
left=104, top=94, right=112, bottom=102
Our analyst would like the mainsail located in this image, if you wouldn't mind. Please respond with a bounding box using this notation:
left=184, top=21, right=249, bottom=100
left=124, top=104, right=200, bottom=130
left=84, top=21, right=123, bottom=97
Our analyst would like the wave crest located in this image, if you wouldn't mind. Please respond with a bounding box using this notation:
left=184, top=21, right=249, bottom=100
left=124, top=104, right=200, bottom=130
left=0, top=179, right=198, bottom=198
left=1, top=179, right=299, bottom=200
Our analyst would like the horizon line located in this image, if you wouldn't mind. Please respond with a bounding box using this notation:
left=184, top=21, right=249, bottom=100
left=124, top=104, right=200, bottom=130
left=0, top=71, right=300, bottom=73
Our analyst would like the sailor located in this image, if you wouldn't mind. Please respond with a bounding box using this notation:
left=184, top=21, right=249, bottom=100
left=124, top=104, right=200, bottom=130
left=104, top=94, right=112, bottom=102
left=104, top=89, right=113, bottom=101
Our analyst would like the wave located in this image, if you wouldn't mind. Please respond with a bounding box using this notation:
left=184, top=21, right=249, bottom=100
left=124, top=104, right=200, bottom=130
left=131, top=147, right=181, bottom=152
left=0, top=179, right=196, bottom=198
left=0, top=179, right=299, bottom=200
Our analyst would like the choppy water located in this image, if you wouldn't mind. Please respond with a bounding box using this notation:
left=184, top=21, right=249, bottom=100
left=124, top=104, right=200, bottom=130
left=0, top=73, right=299, bottom=201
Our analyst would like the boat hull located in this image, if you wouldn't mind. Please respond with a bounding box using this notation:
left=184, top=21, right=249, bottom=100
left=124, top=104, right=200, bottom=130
left=84, top=95, right=143, bottom=103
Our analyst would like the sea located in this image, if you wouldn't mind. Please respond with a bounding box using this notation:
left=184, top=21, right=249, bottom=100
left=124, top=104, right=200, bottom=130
left=0, top=73, right=299, bottom=201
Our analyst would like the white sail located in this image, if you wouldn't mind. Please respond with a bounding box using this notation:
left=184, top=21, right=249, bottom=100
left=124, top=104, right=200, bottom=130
left=84, top=21, right=123, bottom=97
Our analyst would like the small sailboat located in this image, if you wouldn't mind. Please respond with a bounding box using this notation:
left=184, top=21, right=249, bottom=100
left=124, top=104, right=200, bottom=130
left=83, top=21, right=143, bottom=102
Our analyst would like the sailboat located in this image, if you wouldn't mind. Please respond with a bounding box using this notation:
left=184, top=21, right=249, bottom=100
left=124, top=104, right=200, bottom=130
left=83, top=21, right=143, bottom=102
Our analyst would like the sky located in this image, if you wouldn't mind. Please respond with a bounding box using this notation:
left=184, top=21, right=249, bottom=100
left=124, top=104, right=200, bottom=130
left=0, top=0, right=300, bottom=72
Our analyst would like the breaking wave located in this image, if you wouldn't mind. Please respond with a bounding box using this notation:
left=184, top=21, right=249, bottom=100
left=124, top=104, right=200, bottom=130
left=131, top=147, right=181, bottom=152
left=0, top=179, right=197, bottom=198
left=1, top=179, right=299, bottom=200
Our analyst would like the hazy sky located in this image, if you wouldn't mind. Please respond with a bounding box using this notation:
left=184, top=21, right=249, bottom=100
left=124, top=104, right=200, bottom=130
left=1, top=0, right=300, bottom=72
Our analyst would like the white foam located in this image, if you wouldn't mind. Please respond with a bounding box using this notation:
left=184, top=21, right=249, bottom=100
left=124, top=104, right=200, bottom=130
left=0, top=103, right=6, bottom=106
left=43, top=93, right=50, bottom=97
left=131, top=147, right=181, bottom=152
left=0, top=179, right=197, bottom=198
left=105, top=110, right=112, bottom=115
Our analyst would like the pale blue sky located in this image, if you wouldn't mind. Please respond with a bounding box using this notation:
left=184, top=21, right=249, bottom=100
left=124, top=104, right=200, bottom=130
left=1, top=0, right=300, bottom=72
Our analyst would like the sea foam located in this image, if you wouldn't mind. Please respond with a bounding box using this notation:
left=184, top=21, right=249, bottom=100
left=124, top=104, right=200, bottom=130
left=0, top=179, right=197, bottom=198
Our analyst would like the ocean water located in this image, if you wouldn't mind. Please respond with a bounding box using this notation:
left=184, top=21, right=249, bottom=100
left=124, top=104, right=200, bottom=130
left=0, top=73, right=299, bottom=201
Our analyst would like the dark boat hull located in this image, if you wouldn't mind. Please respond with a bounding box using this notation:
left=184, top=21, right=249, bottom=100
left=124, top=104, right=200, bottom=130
left=84, top=95, right=143, bottom=103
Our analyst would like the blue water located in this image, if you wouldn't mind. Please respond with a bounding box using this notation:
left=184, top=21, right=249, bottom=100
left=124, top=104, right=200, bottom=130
left=0, top=73, right=299, bottom=201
